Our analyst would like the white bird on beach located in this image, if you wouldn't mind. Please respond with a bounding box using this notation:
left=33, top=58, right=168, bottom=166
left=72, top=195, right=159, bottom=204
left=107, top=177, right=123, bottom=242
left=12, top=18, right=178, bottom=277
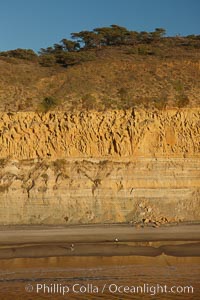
left=114, top=238, right=119, bottom=245
left=70, top=243, right=74, bottom=251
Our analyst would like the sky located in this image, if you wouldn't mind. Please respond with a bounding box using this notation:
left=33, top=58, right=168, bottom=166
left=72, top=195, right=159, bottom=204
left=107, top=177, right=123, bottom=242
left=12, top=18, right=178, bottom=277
left=0, top=0, right=199, bottom=52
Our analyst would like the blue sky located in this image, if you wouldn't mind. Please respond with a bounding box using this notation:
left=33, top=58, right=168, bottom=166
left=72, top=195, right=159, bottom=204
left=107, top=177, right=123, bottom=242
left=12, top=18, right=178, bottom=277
left=0, top=0, right=199, bottom=52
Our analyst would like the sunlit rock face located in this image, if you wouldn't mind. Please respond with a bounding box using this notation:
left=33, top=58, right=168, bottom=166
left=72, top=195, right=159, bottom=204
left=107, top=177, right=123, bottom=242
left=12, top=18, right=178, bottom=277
left=0, top=109, right=200, bottom=224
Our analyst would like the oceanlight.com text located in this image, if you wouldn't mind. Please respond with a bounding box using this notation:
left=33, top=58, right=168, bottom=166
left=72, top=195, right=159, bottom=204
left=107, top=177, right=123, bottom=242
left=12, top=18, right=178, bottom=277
left=25, top=282, right=194, bottom=296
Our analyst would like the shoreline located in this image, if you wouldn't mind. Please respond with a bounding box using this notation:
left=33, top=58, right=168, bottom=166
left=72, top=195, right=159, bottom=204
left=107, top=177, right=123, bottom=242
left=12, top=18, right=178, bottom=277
left=0, top=224, right=199, bottom=259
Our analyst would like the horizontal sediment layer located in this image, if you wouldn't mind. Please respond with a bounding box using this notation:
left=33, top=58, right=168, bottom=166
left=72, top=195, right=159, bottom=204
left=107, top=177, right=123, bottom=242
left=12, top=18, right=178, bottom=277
left=0, top=158, right=200, bottom=225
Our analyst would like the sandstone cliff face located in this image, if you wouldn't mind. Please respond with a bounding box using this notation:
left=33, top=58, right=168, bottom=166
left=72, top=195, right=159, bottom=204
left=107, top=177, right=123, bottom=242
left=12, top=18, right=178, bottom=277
left=0, top=109, right=200, bottom=225
left=0, top=109, right=200, bottom=159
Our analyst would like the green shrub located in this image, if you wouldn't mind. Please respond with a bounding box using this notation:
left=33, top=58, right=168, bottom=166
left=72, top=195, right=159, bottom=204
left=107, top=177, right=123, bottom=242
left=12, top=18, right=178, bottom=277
left=39, top=96, right=59, bottom=112
left=176, top=94, right=190, bottom=108
left=152, top=97, right=168, bottom=110
left=173, top=80, right=184, bottom=93
left=0, top=49, right=38, bottom=61
left=56, top=51, right=96, bottom=66
left=39, top=54, right=56, bottom=66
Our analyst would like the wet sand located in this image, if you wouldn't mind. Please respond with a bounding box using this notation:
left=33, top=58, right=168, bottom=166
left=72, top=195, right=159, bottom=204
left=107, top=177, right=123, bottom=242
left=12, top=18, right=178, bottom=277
left=0, top=224, right=199, bottom=259
left=0, top=225, right=199, bottom=299
left=1, top=255, right=200, bottom=300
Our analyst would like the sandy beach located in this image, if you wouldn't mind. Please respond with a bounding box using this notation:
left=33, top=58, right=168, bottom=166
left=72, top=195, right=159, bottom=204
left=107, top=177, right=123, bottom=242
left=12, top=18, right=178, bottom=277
left=0, top=224, right=199, bottom=259
left=0, top=224, right=200, bottom=300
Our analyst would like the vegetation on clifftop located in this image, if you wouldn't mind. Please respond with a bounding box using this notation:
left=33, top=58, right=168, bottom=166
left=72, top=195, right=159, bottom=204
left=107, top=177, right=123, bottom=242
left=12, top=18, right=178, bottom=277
left=1, top=25, right=199, bottom=67
left=0, top=25, right=199, bottom=111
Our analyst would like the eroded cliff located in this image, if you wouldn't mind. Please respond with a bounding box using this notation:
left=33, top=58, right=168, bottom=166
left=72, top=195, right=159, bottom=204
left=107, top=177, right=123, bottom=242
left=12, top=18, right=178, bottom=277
left=0, top=109, right=200, bottom=225
left=0, top=109, right=200, bottom=159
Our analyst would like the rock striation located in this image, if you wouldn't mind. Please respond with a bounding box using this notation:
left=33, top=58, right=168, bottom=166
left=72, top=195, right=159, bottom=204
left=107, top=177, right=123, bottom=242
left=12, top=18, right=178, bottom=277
left=0, top=109, right=200, bottom=159
left=0, top=108, right=200, bottom=224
